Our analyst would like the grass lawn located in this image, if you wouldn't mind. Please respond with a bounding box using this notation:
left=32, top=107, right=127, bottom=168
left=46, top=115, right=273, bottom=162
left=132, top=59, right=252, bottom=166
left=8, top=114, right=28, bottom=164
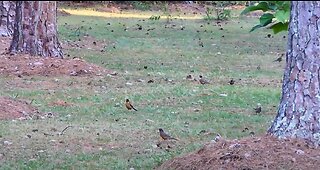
left=0, top=6, right=287, bottom=169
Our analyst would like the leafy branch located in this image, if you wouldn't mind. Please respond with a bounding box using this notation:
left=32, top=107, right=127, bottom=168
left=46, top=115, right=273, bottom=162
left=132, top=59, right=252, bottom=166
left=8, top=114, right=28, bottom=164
left=241, top=1, right=290, bottom=34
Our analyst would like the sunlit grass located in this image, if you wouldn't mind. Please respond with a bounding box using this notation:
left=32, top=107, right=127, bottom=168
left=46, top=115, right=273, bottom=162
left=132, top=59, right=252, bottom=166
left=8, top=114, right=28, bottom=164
left=61, top=8, right=203, bottom=20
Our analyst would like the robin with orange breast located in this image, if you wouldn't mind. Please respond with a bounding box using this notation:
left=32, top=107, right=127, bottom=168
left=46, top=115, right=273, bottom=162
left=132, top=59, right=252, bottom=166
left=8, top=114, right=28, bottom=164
left=125, top=99, right=137, bottom=111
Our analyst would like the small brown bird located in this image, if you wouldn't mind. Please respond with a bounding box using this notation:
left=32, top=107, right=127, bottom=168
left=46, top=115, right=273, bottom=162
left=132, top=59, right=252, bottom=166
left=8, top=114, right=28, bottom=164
left=159, top=128, right=178, bottom=141
left=199, top=75, right=210, bottom=85
left=125, top=99, right=137, bottom=111
left=254, top=103, right=262, bottom=114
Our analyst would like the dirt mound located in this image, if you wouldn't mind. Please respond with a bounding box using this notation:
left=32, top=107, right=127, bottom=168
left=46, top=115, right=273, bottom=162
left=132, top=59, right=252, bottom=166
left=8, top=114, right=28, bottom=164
left=0, top=54, right=111, bottom=77
left=0, top=96, right=45, bottom=120
left=158, top=135, right=320, bottom=170
left=0, top=37, right=114, bottom=77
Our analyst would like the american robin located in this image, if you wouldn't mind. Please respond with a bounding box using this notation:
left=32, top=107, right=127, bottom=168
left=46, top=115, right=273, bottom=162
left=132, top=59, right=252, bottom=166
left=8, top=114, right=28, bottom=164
left=199, top=75, right=210, bottom=85
left=254, top=103, right=261, bottom=114
left=159, top=128, right=178, bottom=141
left=125, top=99, right=137, bottom=111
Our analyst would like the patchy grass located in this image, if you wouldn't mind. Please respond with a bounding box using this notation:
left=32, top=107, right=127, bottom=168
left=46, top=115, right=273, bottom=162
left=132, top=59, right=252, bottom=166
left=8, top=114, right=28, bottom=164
left=0, top=6, right=287, bottom=169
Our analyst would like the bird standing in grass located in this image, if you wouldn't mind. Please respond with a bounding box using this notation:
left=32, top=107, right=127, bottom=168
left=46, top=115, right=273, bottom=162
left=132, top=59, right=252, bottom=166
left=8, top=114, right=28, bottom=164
left=159, top=128, right=179, bottom=141
left=199, top=75, right=210, bottom=85
left=273, top=53, right=284, bottom=62
left=257, top=64, right=261, bottom=70
left=273, top=57, right=282, bottom=62
left=229, top=78, right=235, bottom=85
left=125, top=99, right=137, bottom=111
left=254, top=103, right=262, bottom=114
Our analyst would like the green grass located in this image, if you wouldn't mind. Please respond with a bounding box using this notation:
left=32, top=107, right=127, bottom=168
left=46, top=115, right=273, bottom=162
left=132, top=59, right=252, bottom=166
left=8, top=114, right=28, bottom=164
left=0, top=7, right=286, bottom=169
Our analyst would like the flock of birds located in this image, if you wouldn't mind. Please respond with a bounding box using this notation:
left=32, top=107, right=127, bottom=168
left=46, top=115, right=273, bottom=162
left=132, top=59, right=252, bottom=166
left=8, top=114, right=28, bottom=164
left=125, top=87, right=263, bottom=142
left=122, top=51, right=284, bottom=142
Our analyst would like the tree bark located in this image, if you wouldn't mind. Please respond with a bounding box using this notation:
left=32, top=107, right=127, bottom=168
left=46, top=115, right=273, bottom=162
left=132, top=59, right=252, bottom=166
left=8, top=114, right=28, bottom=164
left=9, top=1, right=63, bottom=58
left=268, top=1, right=320, bottom=145
left=0, top=1, right=15, bottom=36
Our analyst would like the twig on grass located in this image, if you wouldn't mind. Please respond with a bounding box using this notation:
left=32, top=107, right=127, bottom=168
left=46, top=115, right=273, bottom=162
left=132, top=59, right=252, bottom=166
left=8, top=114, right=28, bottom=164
left=59, top=125, right=73, bottom=135
left=30, top=99, right=35, bottom=105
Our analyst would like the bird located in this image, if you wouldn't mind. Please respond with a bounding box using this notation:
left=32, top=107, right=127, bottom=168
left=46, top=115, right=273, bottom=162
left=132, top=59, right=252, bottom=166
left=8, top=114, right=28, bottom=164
left=159, top=128, right=178, bottom=141
left=213, top=133, right=222, bottom=142
left=198, top=41, right=204, bottom=47
left=254, top=103, right=262, bottom=114
left=273, top=53, right=284, bottom=62
left=242, top=127, right=249, bottom=132
left=249, top=131, right=255, bottom=137
left=125, top=99, right=137, bottom=111
left=186, top=74, right=193, bottom=80
left=229, top=78, right=235, bottom=85
left=273, top=57, right=282, bottom=62
left=257, top=64, right=261, bottom=70
left=199, top=75, right=210, bottom=84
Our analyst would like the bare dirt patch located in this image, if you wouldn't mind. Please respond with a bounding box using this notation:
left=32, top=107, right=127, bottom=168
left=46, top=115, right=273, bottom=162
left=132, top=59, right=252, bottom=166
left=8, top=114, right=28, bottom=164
left=0, top=37, right=114, bottom=77
left=157, top=135, right=320, bottom=170
left=168, top=3, right=208, bottom=15
left=96, top=5, right=122, bottom=13
left=0, top=54, right=112, bottom=77
left=0, top=96, right=42, bottom=120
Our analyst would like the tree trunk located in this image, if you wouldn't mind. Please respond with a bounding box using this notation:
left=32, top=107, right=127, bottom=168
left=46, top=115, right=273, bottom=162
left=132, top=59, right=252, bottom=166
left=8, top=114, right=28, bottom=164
left=9, top=1, right=63, bottom=58
left=0, top=1, right=15, bottom=36
left=268, top=1, right=320, bottom=145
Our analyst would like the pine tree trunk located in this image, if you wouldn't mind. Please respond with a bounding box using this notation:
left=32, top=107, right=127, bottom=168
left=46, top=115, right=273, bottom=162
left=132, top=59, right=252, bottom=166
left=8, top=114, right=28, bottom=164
left=9, top=1, right=63, bottom=58
left=268, top=1, right=320, bottom=145
left=0, top=1, right=15, bottom=36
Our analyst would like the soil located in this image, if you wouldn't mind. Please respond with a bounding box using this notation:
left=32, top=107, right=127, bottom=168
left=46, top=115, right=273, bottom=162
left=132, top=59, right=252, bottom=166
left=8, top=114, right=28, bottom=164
left=158, top=135, right=320, bottom=170
left=0, top=96, right=44, bottom=120
left=0, top=37, right=113, bottom=77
